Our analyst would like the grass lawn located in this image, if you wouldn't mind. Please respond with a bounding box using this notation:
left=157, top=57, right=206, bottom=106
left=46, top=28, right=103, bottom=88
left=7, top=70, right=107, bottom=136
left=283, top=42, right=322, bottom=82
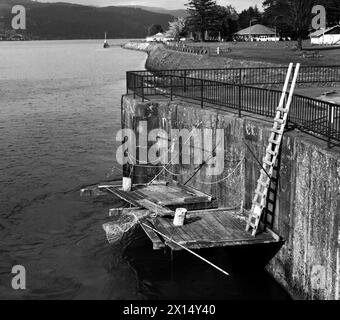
left=187, top=40, right=340, bottom=66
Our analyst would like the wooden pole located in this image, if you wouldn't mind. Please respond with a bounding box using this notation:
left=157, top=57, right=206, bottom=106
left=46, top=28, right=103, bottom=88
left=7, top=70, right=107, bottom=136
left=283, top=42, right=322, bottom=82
left=141, top=223, right=230, bottom=276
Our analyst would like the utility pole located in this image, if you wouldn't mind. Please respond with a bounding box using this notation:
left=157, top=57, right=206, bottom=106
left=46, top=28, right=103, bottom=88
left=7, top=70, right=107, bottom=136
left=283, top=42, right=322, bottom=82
left=249, top=18, right=257, bottom=42
left=274, top=16, right=282, bottom=42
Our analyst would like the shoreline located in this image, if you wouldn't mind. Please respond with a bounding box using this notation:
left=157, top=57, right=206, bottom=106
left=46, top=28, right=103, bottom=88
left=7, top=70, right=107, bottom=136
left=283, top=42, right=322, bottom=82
left=122, top=41, right=283, bottom=71
left=122, top=40, right=340, bottom=71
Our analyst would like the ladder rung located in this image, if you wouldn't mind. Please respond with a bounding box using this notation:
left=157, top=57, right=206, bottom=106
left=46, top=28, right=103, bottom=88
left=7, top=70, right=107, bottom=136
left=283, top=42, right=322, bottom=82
left=269, top=138, right=281, bottom=145
left=248, top=215, right=260, bottom=224
left=254, top=189, right=266, bottom=198
left=252, top=201, right=264, bottom=209
left=263, top=159, right=274, bottom=167
left=274, top=118, right=285, bottom=124
left=258, top=179, right=269, bottom=188
left=252, top=198, right=265, bottom=207
left=255, top=190, right=266, bottom=197
left=277, top=107, right=288, bottom=113
left=260, top=168, right=273, bottom=178
left=271, top=128, right=283, bottom=135
left=264, top=153, right=273, bottom=161
left=266, top=148, right=278, bottom=156
left=266, top=150, right=277, bottom=157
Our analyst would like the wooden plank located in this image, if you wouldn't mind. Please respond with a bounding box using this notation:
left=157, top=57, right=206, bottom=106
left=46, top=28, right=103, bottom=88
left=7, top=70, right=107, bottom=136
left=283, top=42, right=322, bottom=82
left=137, top=199, right=173, bottom=217
left=141, top=220, right=165, bottom=250
left=138, top=207, right=282, bottom=251
left=153, top=216, right=189, bottom=244
left=145, top=210, right=280, bottom=251
left=100, top=186, right=174, bottom=217
left=136, top=184, right=213, bottom=206
left=100, top=187, right=140, bottom=207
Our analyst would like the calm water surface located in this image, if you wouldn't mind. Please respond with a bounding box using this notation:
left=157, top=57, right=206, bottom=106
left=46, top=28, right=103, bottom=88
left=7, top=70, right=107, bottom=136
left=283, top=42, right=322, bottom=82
left=0, top=40, right=290, bottom=300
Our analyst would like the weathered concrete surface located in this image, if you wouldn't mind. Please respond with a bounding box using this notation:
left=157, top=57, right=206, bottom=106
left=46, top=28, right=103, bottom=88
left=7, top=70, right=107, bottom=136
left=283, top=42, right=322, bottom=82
left=122, top=95, right=340, bottom=300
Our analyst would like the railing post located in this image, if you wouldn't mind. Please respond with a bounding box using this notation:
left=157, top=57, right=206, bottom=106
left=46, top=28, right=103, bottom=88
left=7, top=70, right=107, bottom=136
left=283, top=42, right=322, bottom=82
left=238, top=85, right=242, bottom=118
left=238, top=69, right=242, bottom=118
left=141, top=75, right=145, bottom=102
left=170, top=75, right=173, bottom=101
left=133, top=74, right=136, bottom=99
left=126, top=72, right=129, bottom=95
left=201, top=79, right=204, bottom=109
left=328, top=104, right=333, bottom=148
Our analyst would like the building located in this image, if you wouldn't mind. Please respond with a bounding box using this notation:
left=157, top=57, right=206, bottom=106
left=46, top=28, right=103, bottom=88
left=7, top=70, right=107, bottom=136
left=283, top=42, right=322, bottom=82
left=309, top=25, right=340, bottom=45
left=146, top=32, right=165, bottom=42
left=234, top=24, right=279, bottom=42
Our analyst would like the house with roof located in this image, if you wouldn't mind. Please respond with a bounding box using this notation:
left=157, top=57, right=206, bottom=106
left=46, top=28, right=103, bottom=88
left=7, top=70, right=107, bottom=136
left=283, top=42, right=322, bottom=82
left=309, top=25, right=340, bottom=45
left=234, top=24, right=279, bottom=42
left=146, top=32, right=165, bottom=42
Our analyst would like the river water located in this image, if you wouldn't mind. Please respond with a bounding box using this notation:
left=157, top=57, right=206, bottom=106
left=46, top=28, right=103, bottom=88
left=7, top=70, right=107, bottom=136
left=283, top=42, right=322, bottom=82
left=0, top=40, right=290, bottom=300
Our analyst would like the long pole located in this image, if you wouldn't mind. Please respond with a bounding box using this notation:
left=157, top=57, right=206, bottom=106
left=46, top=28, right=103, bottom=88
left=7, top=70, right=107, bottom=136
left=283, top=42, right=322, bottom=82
left=249, top=20, right=251, bottom=42
left=141, top=223, right=230, bottom=276
left=275, top=24, right=277, bottom=42
left=249, top=19, right=256, bottom=42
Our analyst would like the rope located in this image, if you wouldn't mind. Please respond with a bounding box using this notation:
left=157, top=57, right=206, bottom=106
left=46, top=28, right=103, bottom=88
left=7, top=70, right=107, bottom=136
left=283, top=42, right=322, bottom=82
left=147, top=122, right=203, bottom=185
left=196, top=158, right=244, bottom=185
left=141, top=222, right=230, bottom=277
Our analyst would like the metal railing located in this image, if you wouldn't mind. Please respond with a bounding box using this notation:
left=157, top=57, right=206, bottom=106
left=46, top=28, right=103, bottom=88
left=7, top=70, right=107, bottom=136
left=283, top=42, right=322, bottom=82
left=164, top=43, right=210, bottom=55
left=164, top=43, right=232, bottom=57
left=129, top=65, right=340, bottom=86
left=126, top=68, right=340, bottom=147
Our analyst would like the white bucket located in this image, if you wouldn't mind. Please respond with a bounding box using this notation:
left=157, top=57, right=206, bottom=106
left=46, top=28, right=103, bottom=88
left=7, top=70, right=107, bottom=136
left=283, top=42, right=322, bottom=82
left=173, top=208, right=187, bottom=226
left=122, top=177, right=132, bottom=192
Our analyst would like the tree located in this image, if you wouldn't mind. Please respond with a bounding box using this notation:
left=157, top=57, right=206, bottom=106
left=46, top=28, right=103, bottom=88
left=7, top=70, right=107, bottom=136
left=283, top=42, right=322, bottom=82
left=238, top=6, right=263, bottom=30
left=318, top=0, right=340, bottom=26
left=186, top=0, right=219, bottom=41
left=147, top=24, right=163, bottom=36
left=263, top=0, right=317, bottom=50
left=216, top=5, right=239, bottom=40
left=165, top=17, right=187, bottom=40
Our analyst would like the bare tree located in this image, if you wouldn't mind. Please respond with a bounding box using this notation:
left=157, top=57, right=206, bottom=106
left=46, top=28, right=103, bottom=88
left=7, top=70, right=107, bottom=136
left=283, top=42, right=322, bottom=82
left=165, top=17, right=187, bottom=40
left=263, top=0, right=316, bottom=49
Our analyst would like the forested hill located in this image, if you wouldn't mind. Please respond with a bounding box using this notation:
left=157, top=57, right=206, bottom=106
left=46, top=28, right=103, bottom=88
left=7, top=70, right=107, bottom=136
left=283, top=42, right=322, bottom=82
left=0, top=0, right=174, bottom=39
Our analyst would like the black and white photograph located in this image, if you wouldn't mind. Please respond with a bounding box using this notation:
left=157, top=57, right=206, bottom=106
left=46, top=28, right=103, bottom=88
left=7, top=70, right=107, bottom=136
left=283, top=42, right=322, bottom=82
left=0, top=0, right=340, bottom=305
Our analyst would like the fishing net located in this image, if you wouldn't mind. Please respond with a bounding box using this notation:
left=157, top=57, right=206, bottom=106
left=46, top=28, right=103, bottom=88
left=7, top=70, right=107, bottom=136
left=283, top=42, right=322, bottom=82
left=102, top=209, right=150, bottom=244
left=223, top=157, right=245, bottom=209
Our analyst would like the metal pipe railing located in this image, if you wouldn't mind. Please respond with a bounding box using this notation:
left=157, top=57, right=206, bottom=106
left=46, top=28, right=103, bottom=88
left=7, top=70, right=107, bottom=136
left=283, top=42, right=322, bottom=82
left=126, top=68, right=340, bottom=147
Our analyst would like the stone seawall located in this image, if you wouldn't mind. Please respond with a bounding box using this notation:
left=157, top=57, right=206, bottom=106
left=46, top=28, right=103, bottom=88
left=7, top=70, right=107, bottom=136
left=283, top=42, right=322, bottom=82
left=122, top=95, right=340, bottom=300
left=145, top=43, right=281, bottom=70
left=122, top=41, right=281, bottom=70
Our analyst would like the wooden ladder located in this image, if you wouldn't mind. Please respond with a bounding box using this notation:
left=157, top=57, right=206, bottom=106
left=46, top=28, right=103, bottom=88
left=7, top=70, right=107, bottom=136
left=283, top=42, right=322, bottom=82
left=245, top=62, right=300, bottom=236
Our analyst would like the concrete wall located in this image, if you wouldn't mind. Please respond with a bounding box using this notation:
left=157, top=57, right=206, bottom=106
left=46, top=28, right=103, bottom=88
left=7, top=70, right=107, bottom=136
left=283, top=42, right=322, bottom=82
left=122, top=95, right=340, bottom=300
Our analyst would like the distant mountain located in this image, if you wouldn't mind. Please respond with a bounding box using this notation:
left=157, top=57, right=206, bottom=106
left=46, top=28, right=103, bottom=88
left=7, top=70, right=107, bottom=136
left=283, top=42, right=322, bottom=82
left=118, top=5, right=188, bottom=18
left=0, top=0, right=174, bottom=40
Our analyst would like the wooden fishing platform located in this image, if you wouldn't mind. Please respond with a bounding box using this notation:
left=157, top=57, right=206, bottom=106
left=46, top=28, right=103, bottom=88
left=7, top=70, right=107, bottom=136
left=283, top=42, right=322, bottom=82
left=82, top=180, right=217, bottom=213
left=84, top=180, right=282, bottom=255
left=141, top=208, right=281, bottom=251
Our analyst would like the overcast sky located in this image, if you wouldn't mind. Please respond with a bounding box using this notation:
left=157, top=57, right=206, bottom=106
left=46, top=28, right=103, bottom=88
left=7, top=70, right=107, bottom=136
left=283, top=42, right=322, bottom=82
left=36, top=0, right=264, bottom=11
